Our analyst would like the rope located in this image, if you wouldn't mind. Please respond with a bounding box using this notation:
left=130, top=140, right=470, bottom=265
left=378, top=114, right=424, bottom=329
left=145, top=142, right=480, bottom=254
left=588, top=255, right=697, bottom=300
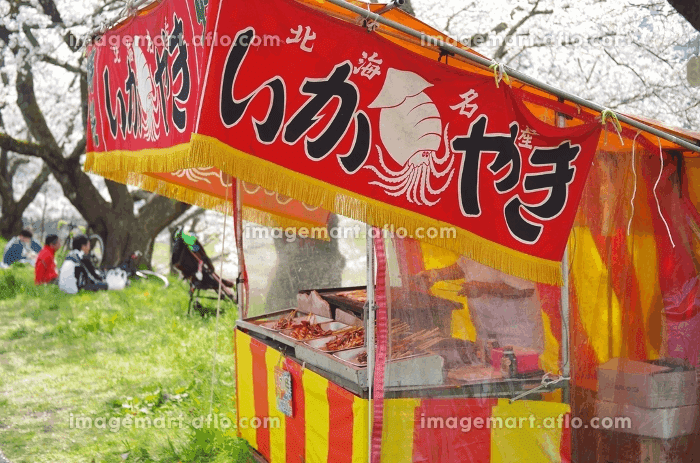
left=654, top=137, right=676, bottom=248
left=627, top=131, right=642, bottom=235
left=488, top=61, right=511, bottom=88
left=599, top=109, right=624, bottom=146
left=509, top=372, right=570, bottom=403
left=208, top=185, right=230, bottom=416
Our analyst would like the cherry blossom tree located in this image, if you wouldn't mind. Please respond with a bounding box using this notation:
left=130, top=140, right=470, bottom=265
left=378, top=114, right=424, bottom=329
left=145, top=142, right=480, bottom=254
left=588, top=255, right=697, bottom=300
left=0, top=0, right=191, bottom=266
left=413, top=0, right=699, bottom=131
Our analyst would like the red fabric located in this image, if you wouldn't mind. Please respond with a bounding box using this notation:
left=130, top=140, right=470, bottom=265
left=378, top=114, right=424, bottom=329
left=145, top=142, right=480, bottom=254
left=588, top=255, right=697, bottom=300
left=192, top=0, right=602, bottom=264
left=250, top=338, right=271, bottom=459
left=86, top=0, right=206, bottom=155
left=371, top=231, right=389, bottom=463
left=412, top=398, right=496, bottom=463
left=327, top=383, right=354, bottom=463
left=35, top=245, right=58, bottom=284
left=284, top=359, right=305, bottom=463
left=643, top=162, right=700, bottom=366
left=560, top=412, right=571, bottom=463
left=537, top=283, right=562, bottom=345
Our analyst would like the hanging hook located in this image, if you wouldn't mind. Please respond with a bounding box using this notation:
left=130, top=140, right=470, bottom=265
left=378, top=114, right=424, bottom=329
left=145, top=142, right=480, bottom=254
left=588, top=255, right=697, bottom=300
left=488, top=61, right=511, bottom=88
left=599, top=109, right=625, bottom=146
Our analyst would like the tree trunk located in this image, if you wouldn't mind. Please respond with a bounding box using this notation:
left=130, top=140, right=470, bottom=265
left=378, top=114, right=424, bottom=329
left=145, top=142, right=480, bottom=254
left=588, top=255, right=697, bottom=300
left=263, top=214, right=346, bottom=312
left=0, top=203, right=23, bottom=239
left=666, top=0, right=700, bottom=32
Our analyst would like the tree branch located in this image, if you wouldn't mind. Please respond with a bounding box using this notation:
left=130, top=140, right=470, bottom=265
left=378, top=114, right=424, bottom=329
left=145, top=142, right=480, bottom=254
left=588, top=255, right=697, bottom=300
left=131, top=189, right=155, bottom=202
left=8, top=157, right=31, bottom=178
left=0, top=133, right=54, bottom=163
left=666, top=0, right=700, bottom=32
left=42, top=56, right=83, bottom=74
left=15, top=61, right=62, bottom=153
left=603, top=48, right=647, bottom=87
left=17, top=162, right=50, bottom=212
left=69, top=137, right=86, bottom=160
left=493, top=1, right=553, bottom=60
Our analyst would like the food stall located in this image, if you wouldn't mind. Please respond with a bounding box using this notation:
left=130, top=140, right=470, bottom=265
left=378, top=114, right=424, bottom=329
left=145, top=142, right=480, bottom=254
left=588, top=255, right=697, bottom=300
left=84, top=0, right=700, bottom=461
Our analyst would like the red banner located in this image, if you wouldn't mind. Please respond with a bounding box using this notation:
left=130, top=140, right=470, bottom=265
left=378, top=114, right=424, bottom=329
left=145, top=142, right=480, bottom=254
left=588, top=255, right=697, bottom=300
left=192, top=0, right=602, bottom=271
left=86, top=0, right=207, bottom=154
left=150, top=168, right=330, bottom=227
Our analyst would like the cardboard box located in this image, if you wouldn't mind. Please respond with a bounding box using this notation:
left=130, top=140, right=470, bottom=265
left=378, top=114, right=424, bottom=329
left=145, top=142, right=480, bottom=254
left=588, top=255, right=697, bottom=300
left=595, top=400, right=698, bottom=439
left=595, top=429, right=692, bottom=463
left=598, top=358, right=698, bottom=409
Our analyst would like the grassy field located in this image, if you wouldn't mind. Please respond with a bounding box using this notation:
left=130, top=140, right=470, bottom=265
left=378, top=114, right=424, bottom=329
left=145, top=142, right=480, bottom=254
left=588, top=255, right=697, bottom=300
left=0, top=262, right=251, bottom=462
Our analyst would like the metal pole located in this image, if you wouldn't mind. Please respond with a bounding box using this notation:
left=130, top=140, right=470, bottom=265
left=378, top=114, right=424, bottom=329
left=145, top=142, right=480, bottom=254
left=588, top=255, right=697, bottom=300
left=235, top=178, right=244, bottom=320
left=88, top=0, right=155, bottom=41
left=325, top=0, right=700, bottom=154
left=561, top=246, right=570, bottom=401
left=365, top=224, right=375, bottom=463
left=556, top=110, right=571, bottom=404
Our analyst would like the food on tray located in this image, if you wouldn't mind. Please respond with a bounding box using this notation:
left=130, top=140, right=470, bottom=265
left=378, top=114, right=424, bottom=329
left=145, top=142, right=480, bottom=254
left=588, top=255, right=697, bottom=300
left=273, top=310, right=299, bottom=330
left=336, top=289, right=368, bottom=304
left=390, top=321, right=443, bottom=359
left=356, top=351, right=368, bottom=364
left=289, top=320, right=333, bottom=340
left=325, top=327, right=365, bottom=351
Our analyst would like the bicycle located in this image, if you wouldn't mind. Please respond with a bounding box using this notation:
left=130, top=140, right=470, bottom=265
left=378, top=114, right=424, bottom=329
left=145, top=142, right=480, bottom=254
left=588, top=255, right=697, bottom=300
left=56, top=220, right=169, bottom=289
left=56, top=220, right=105, bottom=268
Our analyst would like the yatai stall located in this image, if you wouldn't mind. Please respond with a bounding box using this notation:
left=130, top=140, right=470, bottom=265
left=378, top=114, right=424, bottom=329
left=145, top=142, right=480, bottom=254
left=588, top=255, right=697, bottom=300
left=84, top=0, right=700, bottom=461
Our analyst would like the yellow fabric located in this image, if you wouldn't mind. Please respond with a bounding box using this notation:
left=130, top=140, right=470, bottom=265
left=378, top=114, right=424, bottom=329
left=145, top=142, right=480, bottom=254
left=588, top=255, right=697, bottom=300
left=85, top=143, right=192, bottom=174
left=490, top=399, right=570, bottom=463
left=264, top=349, right=287, bottom=463
left=93, top=170, right=329, bottom=236
left=419, top=241, right=476, bottom=341
left=539, top=310, right=561, bottom=374
left=303, top=368, right=330, bottom=463
left=380, top=398, right=421, bottom=463
left=235, top=331, right=257, bottom=447
left=570, top=227, right=621, bottom=363
left=351, top=396, right=369, bottom=463
left=627, top=234, right=662, bottom=359
left=686, top=159, right=700, bottom=210
left=186, top=133, right=564, bottom=285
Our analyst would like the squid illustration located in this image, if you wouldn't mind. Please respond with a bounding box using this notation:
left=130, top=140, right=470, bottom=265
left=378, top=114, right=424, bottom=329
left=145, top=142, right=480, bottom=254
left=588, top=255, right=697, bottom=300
left=132, top=38, right=160, bottom=141
left=364, top=68, right=455, bottom=206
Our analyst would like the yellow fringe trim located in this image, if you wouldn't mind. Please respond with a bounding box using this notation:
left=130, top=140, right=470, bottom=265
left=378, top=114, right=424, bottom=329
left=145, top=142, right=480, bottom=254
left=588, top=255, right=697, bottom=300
left=188, top=133, right=563, bottom=285
left=84, top=135, right=564, bottom=284
left=85, top=143, right=196, bottom=174
left=95, top=169, right=330, bottom=237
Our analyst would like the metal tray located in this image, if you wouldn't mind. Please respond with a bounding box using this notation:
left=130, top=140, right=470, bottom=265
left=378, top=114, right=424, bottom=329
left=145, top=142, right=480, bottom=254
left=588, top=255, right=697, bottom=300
left=247, top=310, right=332, bottom=331
left=334, top=347, right=367, bottom=367
left=279, top=321, right=350, bottom=341
left=299, top=286, right=367, bottom=318
left=305, top=333, right=364, bottom=353
left=258, top=314, right=332, bottom=332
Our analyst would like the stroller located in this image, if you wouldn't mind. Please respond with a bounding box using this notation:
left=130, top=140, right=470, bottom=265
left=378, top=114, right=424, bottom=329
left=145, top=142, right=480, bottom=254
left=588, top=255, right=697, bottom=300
left=171, top=228, right=236, bottom=316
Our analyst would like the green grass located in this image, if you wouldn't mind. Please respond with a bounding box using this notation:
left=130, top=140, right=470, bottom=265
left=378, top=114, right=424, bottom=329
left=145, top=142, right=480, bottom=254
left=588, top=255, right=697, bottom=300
left=0, top=263, right=252, bottom=463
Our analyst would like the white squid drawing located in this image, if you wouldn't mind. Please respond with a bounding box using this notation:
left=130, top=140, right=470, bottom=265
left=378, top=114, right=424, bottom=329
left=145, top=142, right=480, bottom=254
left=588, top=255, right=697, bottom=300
left=174, top=167, right=232, bottom=187
left=132, top=38, right=160, bottom=141
left=364, top=68, right=455, bottom=206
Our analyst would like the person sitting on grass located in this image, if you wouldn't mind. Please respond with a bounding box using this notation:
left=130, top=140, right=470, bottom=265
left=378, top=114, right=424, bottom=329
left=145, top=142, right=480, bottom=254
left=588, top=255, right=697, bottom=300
left=35, top=234, right=61, bottom=285
left=2, top=228, right=42, bottom=267
left=58, top=234, right=108, bottom=294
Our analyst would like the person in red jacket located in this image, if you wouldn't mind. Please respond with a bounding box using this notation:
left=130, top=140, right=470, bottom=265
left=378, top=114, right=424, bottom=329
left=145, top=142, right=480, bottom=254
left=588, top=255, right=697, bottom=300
left=35, top=234, right=60, bottom=285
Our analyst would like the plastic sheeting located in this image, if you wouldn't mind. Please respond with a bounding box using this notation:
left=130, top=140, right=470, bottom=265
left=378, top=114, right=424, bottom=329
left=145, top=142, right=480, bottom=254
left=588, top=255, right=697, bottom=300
left=570, top=139, right=700, bottom=462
